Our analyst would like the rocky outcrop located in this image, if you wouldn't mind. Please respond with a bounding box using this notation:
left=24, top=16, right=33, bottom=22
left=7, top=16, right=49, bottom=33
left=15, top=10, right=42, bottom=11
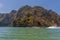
left=0, top=5, right=60, bottom=27
left=11, top=5, right=60, bottom=27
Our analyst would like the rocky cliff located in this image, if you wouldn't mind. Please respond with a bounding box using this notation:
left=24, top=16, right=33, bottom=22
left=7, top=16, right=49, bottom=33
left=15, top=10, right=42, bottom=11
left=0, top=5, right=60, bottom=27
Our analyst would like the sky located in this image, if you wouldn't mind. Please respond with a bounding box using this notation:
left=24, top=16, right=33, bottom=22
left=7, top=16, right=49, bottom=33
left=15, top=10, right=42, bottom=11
left=0, top=0, right=60, bottom=14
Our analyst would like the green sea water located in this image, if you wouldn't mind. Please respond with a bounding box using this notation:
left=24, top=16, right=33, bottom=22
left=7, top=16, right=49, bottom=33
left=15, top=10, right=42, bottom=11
left=0, top=27, right=60, bottom=40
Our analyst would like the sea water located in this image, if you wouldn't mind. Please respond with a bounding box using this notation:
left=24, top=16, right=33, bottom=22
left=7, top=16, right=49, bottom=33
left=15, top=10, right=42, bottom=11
left=0, top=27, right=60, bottom=40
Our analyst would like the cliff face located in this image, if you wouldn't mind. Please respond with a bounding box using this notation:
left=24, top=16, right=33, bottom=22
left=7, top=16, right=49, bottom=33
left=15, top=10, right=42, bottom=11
left=0, top=5, right=60, bottom=27
left=12, top=5, right=60, bottom=27
left=0, top=10, right=17, bottom=26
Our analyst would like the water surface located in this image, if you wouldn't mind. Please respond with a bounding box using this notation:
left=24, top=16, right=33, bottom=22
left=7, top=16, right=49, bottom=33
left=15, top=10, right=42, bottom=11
left=0, top=27, right=60, bottom=40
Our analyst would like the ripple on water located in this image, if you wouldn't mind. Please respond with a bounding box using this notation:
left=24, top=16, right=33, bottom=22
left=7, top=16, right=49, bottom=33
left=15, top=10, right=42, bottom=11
left=0, top=27, right=60, bottom=40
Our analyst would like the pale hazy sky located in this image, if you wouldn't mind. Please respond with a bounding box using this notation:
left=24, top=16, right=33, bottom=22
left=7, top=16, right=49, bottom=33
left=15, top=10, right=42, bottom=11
left=0, top=0, right=60, bottom=14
